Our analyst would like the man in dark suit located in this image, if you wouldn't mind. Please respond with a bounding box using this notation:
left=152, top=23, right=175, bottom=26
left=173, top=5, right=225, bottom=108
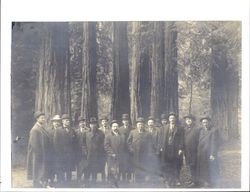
left=158, top=112, right=184, bottom=187
left=183, top=114, right=200, bottom=187
left=27, top=112, right=51, bottom=187
left=75, top=116, right=89, bottom=185
left=196, top=117, right=220, bottom=188
left=104, top=120, right=126, bottom=187
left=85, top=117, right=105, bottom=184
left=127, top=117, right=150, bottom=183
left=118, top=113, right=133, bottom=182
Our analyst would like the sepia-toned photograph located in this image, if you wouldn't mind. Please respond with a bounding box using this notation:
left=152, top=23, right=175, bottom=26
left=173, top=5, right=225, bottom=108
left=10, top=21, right=241, bottom=189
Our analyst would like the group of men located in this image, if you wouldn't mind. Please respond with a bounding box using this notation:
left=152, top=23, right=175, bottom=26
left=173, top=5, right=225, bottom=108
left=27, top=111, right=220, bottom=188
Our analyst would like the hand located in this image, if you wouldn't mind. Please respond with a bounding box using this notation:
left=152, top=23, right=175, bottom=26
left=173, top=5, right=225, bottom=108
left=111, top=154, right=116, bottom=158
left=209, top=155, right=215, bottom=161
left=178, top=150, right=183, bottom=155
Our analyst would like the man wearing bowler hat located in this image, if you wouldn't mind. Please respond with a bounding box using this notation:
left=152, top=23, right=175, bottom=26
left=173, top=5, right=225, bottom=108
left=196, top=117, right=220, bottom=188
left=119, top=113, right=133, bottom=182
left=85, top=117, right=105, bottom=184
left=158, top=112, right=184, bottom=187
left=27, top=112, right=51, bottom=187
left=127, top=117, right=150, bottom=183
left=75, top=116, right=89, bottom=185
left=182, top=114, right=200, bottom=187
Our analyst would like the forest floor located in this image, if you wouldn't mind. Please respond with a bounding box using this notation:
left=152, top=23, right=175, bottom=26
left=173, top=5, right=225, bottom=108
left=11, top=139, right=241, bottom=189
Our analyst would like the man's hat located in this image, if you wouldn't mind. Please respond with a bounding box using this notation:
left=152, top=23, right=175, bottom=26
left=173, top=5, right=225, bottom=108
left=111, top=120, right=119, bottom=125
left=121, top=114, right=130, bottom=120
left=148, top=116, right=154, bottom=121
left=136, top=117, right=144, bottom=123
left=61, top=114, right=71, bottom=120
left=183, top=114, right=196, bottom=121
left=89, top=117, right=97, bottom=124
left=160, top=114, right=167, bottom=120
left=51, top=115, right=61, bottom=121
left=34, top=111, right=45, bottom=119
left=100, top=116, right=109, bottom=121
left=78, top=116, right=86, bottom=122
left=200, top=116, right=211, bottom=122
left=168, top=112, right=176, bottom=118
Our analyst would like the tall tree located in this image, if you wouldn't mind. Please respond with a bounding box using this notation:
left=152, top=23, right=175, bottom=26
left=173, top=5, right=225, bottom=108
left=163, top=22, right=179, bottom=116
left=111, top=22, right=130, bottom=120
left=80, top=22, right=98, bottom=119
left=35, top=23, right=71, bottom=117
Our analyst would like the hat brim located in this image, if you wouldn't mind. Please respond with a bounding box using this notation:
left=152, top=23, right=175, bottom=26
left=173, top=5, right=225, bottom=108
left=200, top=117, right=211, bottom=122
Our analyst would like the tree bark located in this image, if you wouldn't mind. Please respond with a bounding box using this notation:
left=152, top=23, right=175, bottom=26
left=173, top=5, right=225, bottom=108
left=111, top=22, right=130, bottom=120
left=128, top=22, right=141, bottom=126
left=81, top=22, right=98, bottom=119
left=163, top=22, right=179, bottom=117
left=35, top=23, right=71, bottom=117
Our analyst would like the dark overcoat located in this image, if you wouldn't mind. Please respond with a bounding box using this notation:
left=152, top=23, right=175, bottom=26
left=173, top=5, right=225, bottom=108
left=127, top=129, right=150, bottom=170
left=85, top=129, right=105, bottom=173
left=196, top=128, right=220, bottom=185
left=183, top=125, right=201, bottom=166
left=104, top=130, right=126, bottom=174
left=27, top=122, right=52, bottom=183
left=118, top=125, right=133, bottom=173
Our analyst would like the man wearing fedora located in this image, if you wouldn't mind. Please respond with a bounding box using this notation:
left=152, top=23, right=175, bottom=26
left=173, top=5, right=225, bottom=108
left=119, top=113, right=133, bottom=182
left=85, top=117, right=105, bottom=184
left=104, top=120, right=126, bottom=187
left=158, top=112, right=184, bottom=187
left=61, top=114, right=77, bottom=183
left=196, top=117, right=220, bottom=188
left=27, top=112, right=51, bottom=187
left=75, top=116, right=89, bottom=186
left=183, top=114, right=200, bottom=187
left=127, top=117, right=150, bottom=183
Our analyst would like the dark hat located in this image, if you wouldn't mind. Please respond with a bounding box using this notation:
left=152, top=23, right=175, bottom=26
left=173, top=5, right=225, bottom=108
left=61, top=114, right=71, bottom=120
left=78, top=116, right=86, bottom=122
left=168, top=112, right=176, bottom=118
left=183, top=114, right=196, bottom=121
left=89, top=117, right=97, bottom=124
left=110, top=120, right=119, bottom=125
left=121, top=114, right=130, bottom=120
left=161, top=114, right=167, bottom=120
left=34, top=111, right=45, bottom=119
left=51, top=115, right=61, bottom=121
left=148, top=116, right=154, bottom=121
left=100, top=116, right=109, bottom=121
left=136, top=117, right=144, bottom=123
left=200, top=116, right=211, bottom=122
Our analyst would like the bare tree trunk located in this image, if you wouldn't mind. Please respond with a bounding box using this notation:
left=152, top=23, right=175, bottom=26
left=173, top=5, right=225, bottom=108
left=150, top=21, right=164, bottom=118
left=35, top=23, right=71, bottom=118
left=163, top=22, right=179, bottom=117
left=81, top=22, right=98, bottom=119
left=128, top=22, right=141, bottom=126
left=188, top=80, right=193, bottom=114
left=111, top=22, right=130, bottom=120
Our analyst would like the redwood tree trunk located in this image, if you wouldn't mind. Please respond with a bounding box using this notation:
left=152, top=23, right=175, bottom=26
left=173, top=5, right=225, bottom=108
left=163, top=22, right=179, bottom=117
left=81, top=22, right=98, bottom=119
left=35, top=23, right=71, bottom=117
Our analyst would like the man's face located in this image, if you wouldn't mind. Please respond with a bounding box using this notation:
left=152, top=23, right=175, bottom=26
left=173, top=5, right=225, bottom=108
left=136, top=122, right=144, bottom=130
left=53, top=120, right=61, bottom=128
left=79, top=121, right=86, bottom=128
left=148, top=120, right=154, bottom=127
left=62, top=119, right=70, bottom=127
left=101, top=119, right=108, bottom=127
left=161, top=119, right=167, bottom=125
left=169, top=115, right=175, bottom=124
left=185, top=118, right=193, bottom=126
left=111, top=123, right=119, bottom=132
left=202, top=119, right=209, bottom=128
left=37, top=115, right=46, bottom=125
left=122, top=120, right=129, bottom=126
left=90, top=123, right=97, bottom=131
